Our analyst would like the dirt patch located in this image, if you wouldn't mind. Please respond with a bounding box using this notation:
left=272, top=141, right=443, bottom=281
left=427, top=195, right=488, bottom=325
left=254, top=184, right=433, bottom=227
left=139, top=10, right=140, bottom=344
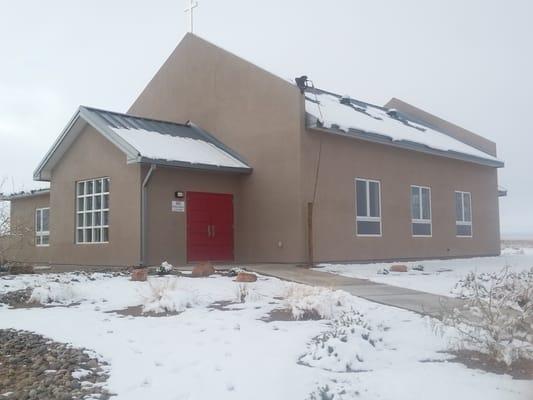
left=208, top=300, right=243, bottom=311
left=261, top=308, right=322, bottom=322
left=421, top=350, right=533, bottom=380
left=106, top=305, right=182, bottom=318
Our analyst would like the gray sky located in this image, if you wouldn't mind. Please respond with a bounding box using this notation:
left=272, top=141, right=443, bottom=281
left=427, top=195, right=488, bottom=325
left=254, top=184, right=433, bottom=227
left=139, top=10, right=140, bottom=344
left=0, top=0, right=531, bottom=236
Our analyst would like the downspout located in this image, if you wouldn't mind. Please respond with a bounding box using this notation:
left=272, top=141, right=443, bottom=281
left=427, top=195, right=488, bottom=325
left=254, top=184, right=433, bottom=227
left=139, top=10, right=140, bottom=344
left=140, top=164, right=156, bottom=266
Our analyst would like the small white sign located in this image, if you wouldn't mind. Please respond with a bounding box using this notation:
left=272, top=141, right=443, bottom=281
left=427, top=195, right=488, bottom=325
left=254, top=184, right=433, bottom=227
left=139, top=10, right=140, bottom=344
left=171, top=200, right=185, bottom=212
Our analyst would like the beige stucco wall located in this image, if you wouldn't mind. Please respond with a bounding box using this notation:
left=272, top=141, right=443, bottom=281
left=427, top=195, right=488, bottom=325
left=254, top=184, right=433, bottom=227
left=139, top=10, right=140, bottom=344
left=47, top=125, right=142, bottom=266
left=3, top=193, right=51, bottom=264
left=301, top=129, right=501, bottom=262
left=130, top=34, right=306, bottom=263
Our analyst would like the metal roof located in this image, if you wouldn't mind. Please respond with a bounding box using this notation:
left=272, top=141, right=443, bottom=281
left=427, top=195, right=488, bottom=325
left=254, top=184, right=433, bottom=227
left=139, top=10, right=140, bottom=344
left=304, top=88, right=504, bottom=169
left=34, top=107, right=252, bottom=181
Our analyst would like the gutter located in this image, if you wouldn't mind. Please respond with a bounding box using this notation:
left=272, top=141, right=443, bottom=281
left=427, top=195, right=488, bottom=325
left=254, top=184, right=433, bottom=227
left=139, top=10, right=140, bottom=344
left=140, top=164, right=156, bottom=266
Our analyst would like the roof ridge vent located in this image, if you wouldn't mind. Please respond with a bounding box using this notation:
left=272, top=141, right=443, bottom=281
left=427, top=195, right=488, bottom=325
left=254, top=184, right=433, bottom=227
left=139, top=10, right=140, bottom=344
left=386, top=108, right=399, bottom=118
left=340, top=95, right=352, bottom=105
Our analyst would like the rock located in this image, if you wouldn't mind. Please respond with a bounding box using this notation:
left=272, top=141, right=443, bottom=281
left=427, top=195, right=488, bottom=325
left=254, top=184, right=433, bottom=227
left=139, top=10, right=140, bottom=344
left=390, top=264, right=408, bottom=272
left=131, top=268, right=148, bottom=282
left=234, top=272, right=257, bottom=282
left=0, top=329, right=111, bottom=400
left=412, top=264, right=424, bottom=271
left=8, top=265, right=34, bottom=275
left=191, top=262, right=215, bottom=277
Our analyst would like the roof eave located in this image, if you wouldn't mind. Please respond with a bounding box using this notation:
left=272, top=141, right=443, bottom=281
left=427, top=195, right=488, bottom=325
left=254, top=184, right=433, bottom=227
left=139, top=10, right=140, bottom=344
left=136, top=157, right=252, bottom=174
left=0, top=189, right=51, bottom=201
left=306, top=122, right=504, bottom=169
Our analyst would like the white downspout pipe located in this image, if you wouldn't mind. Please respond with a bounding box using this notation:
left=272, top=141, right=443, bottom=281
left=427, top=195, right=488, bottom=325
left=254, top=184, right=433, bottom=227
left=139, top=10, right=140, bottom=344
left=140, top=164, right=156, bottom=266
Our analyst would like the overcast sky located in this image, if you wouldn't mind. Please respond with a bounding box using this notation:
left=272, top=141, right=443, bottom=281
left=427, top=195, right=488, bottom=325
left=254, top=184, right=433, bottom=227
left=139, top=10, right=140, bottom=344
left=0, top=0, right=531, bottom=236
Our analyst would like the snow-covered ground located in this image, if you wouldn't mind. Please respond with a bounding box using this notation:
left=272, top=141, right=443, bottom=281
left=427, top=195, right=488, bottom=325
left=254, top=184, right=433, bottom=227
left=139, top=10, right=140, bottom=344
left=317, top=247, right=533, bottom=297
left=0, top=272, right=532, bottom=399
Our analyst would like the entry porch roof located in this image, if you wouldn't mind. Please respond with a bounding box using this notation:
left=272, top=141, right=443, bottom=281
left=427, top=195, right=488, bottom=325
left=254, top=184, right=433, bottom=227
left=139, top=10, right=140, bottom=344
left=34, top=107, right=252, bottom=181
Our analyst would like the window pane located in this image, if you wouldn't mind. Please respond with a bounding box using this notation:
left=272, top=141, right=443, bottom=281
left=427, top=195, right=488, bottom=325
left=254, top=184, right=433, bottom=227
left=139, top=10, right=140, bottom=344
left=77, top=229, right=84, bottom=243
left=455, top=192, right=463, bottom=221
left=103, top=178, right=109, bottom=193
left=86, top=196, right=93, bottom=211
left=85, top=228, right=92, bottom=242
left=102, top=227, right=109, bottom=242
left=369, top=182, right=380, bottom=217
left=95, top=195, right=102, bottom=210
left=77, top=213, right=84, bottom=228
left=86, top=181, right=93, bottom=194
left=94, top=228, right=101, bottom=243
left=86, top=212, right=92, bottom=227
left=103, top=194, right=109, bottom=209
left=412, top=222, right=431, bottom=236
left=102, top=211, right=109, bottom=226
left=95, top=179, right=102, bottom=194
left=457, top=224, right=472, bottom=237
left=357, top=221, right=381, bottom=235
left=36, top=236, right=41, bottom=245
left=94, top=211, right=101, bottom=226
left=36, top=210, right=42, bottom=231
left=411, top=187, right=420, bottom=220
left=356, top=180, right=367, bottom=217
left=463, top=193, right=471, bottom=222
left=42, top=209, right=49, bottom=231
left=421, top=188, right=431, bottom=220
left=78, top=197, right=84, bottom=212
left=41, top=235, right=49, bottom=245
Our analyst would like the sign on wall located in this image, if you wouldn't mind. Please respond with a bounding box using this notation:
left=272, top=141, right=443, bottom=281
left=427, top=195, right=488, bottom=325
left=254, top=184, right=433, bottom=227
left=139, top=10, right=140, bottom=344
left=171, top=200, right=185, bottom=212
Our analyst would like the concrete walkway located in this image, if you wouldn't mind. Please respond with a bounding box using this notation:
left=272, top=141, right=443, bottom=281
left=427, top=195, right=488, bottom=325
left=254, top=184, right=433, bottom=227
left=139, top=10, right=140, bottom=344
left=247, top=264, right=464, bottom=319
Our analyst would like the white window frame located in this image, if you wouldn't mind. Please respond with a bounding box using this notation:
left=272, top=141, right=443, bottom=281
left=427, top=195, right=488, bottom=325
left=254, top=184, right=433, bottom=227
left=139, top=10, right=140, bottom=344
left=35, top=207, right=50, bottom=247
left=455, top=191, right=473, bottom=238
left=411, top=185, right=432, bottom=237
left=355, top=178, right=382, bottom=237
left=76, top=177, right=110, bottom=244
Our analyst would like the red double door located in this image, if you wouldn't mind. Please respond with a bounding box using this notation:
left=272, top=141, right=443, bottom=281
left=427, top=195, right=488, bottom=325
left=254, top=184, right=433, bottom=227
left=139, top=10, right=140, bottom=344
left=186, top=192, right=234, bottom=262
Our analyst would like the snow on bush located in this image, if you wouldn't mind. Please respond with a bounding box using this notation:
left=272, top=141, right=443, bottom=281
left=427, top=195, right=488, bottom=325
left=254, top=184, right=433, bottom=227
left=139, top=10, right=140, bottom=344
left=156, top=261, right=173, bottom=275
left=299, top=309, right=384, bottom=372
left=445, top=267, right=533, bottom=365
left=283, top=285, right=350, bottom=320
left=28, top=282, right=80, bottom=305
left=140, top=277, right=199, bottom=314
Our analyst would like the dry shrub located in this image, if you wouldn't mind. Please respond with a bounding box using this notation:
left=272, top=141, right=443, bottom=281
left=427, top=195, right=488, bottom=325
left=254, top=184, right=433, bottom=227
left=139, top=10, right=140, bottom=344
left=444, top=267, right=533, bottom=366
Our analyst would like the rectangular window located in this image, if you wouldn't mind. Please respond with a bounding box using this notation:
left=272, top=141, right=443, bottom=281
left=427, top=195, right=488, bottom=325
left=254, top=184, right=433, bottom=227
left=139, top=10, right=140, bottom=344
left=411, top=186, right=432, bottom=236
left=35, top=208, right=50, bottom=247
left=455, top=191, right=472, bottom=237
left=355, top=178, right=382, bottom=236
left=76, top=177, right=110, bottom=244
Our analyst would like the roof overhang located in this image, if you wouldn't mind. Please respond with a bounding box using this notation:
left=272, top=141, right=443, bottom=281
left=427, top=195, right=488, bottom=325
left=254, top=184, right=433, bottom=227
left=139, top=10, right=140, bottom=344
left=0, top=189, right=50, bottom=201
left=306, top=114, right=505, bottom=169
left=132, top=157, right=252, bottom=174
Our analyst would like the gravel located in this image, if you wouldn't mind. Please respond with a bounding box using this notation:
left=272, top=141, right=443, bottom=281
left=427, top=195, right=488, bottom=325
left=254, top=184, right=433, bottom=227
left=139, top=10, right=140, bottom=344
left=0, top=329, right=112, bottom=400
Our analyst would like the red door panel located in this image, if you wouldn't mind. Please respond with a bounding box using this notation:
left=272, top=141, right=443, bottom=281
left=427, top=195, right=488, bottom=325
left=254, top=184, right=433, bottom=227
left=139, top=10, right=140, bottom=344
left=186, top=192, right=234, bottom=262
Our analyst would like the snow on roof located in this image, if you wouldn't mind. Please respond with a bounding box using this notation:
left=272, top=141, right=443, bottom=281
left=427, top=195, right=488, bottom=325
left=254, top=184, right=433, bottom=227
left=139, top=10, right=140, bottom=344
left=82, top=107, right=251, bottom=170
left=110, top=127, right=249, bottom=169
left=305, top=89, right=502, bottom=166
